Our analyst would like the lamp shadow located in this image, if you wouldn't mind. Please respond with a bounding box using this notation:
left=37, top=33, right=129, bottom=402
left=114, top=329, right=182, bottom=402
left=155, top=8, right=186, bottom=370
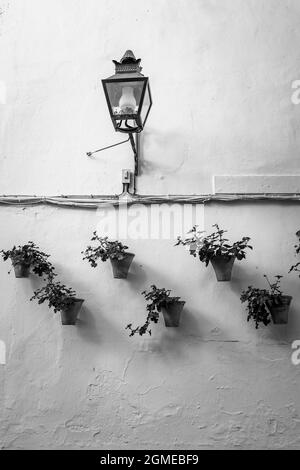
left=138, top=127, right=188, bottom=176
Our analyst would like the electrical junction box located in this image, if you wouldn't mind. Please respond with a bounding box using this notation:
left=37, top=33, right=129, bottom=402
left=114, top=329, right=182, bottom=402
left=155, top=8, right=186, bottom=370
left=122, top=169, right=131, bottom=184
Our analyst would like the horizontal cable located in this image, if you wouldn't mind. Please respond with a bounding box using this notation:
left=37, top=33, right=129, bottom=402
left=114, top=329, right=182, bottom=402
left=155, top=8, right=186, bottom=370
left=1, top=193, right=300, bottom=209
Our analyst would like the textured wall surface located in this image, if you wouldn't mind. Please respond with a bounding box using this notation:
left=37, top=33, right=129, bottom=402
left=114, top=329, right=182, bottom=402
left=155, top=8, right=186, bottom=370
left=1, top=0, right=300, bottom=195
left=1, top=0, right=300, bottom=450
left=1, top=203, right=300, bottom=450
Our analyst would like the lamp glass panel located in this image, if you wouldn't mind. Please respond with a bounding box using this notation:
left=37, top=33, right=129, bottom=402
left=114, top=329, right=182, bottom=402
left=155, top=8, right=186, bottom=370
left=140, top=84, right=151, bottom=125
left=105, top=80, right=145, bottom=118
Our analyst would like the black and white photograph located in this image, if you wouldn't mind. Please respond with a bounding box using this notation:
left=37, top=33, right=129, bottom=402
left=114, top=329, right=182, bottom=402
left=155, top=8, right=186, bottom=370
left=0, top=0, right=300, bottom=455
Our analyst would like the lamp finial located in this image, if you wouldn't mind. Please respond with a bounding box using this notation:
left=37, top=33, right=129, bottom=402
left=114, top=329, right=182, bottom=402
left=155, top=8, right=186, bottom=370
left=113, top=50, right=142, bottom=74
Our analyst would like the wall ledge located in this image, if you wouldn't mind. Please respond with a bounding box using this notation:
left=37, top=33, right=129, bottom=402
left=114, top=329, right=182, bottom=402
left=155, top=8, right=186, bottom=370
left=213, top=175, right=300, bottom=194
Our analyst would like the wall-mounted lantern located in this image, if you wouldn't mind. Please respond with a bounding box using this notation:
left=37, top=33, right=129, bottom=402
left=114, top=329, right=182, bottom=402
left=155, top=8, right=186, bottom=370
left=102, top=50, right=152, bottom=175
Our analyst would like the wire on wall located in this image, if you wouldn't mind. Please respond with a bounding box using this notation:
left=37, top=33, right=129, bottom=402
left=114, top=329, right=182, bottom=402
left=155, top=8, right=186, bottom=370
left=1, top=193, right=300, bottom=209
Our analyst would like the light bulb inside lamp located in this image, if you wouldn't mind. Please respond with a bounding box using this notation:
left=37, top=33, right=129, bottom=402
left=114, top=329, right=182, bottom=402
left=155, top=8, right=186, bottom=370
left=119, top=86, right=137, bottom=114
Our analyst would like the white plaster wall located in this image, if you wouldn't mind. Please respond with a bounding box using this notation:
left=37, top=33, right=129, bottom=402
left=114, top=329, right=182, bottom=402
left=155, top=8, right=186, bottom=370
left=1, top=0, right=300, bottom=450
left=1, top=203, right=300, bottom=450
left=1, top=0, right=300, bottom=195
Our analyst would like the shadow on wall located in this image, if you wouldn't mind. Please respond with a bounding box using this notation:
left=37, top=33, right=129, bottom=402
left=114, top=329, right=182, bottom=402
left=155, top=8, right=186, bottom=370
left=19, top=234, right=300, bottom=350
left=127, top=259, right=187, bottom=297
left=126, top=260, right=148, bottom=288
left=76, top=305, right=103, bottom=344
left=137, top=305, right=241, bottom=362
left=139, top=127, right=189, bottom=176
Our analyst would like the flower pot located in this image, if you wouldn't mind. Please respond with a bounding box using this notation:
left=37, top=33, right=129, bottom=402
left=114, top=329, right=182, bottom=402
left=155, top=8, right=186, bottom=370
left=60, top=299, right=84, bottom=325
left=110, top=252, right=135, bottom=279
left=13, top=262, right=30, bottom=278
left=270, top=296, right=292, bottom=325
left=161, top=301, right=185, bottom=327
left=210, top=255, right=235, bottom=282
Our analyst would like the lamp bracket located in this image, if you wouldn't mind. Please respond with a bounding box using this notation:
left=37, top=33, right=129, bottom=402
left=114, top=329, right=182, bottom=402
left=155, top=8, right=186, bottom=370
left=86, top=133, right=140, bottom=177
left=128, top=133, right=140, bottom=177
left=86, top=137, right=130, bottom=157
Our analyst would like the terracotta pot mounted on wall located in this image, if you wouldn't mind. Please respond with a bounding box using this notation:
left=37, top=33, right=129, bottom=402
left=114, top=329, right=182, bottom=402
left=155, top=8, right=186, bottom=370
left=60, top=299, right=84, bottom=325
left=270, top=296, right=292, bottom=325
left=161, top=301, right=185, bottom=327
left=110, top=253, right=135, bottom=279
left=210, top=256, right=235, bottom=282
left=13, top=262, right=30, bottom=278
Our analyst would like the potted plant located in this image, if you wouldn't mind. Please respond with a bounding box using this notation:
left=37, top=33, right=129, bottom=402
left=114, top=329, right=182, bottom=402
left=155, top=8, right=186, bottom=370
left=30, top=279, right=84, bottom=325
left=1, top=242, right=55, bottom=278
left=82, top=232, right=135, bottom=279
left=126, top=285, right=185, bottom=336
left=175, top=224, right=252, bottom=281
left=240, top=275, right=292, bottom=328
